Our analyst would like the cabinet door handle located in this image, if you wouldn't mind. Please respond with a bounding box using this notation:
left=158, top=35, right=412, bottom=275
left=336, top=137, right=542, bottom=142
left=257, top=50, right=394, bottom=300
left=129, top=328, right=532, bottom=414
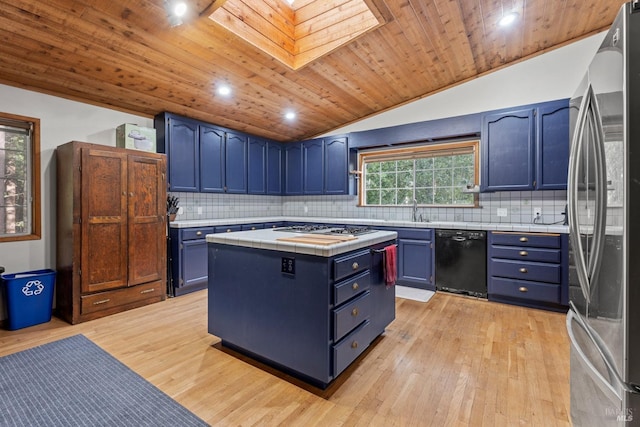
left=351, top=308, right=359, bottom=317
left=519, top=237, right=528, bottom=242
left=352, top=282, right=359, bottom=291
left=519, top=286, right=528, bottom=293
left=351, top=341, right=358, bottom=349
left=129, top=192, right=134, bottom=197
left=140, top=288, right=155, bottom=294
left=519, top=251, right=528, bottom=256
left=93, top=299, right=111, bottom=305
left=196, top=231, right=202, bottom=236
left=519, top=267, right=528, bottom=273
left=352, top=262, right=359, bottom=270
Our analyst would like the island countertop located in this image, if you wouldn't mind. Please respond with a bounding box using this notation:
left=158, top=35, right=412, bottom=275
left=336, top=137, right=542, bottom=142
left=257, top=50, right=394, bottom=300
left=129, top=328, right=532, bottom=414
left=206, top=228, right=398, bottom=257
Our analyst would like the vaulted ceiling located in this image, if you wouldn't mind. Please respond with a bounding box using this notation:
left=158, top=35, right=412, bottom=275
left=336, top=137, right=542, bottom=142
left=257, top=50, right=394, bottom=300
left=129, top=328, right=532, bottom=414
left=0, top=0, right=624, bottom=141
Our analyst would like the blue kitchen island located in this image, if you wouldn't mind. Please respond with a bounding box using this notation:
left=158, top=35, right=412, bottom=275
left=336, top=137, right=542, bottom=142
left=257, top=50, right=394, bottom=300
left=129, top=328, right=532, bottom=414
left=207, top=227, right=397, bottom=388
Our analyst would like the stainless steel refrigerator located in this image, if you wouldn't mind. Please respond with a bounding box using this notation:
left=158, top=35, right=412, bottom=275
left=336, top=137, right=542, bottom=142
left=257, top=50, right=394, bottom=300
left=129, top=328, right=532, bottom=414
left=566, top=1, right=640, bottom=425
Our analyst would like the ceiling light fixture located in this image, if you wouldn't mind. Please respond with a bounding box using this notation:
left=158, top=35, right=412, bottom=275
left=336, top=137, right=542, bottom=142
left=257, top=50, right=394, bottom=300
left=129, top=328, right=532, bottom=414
left=217, top=85, right=232, bottom=96
left=498, top=12, right=518, bottom=27
left=285, top=0, right=294, bottom=5
left=284, top=111, right=296, bottom=121
left=164, top=0, right=187, bottom=27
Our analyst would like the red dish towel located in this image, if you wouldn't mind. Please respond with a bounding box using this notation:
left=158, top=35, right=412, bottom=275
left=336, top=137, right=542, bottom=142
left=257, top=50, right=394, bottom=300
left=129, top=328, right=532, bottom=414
left=384, top=244, right=397, bottom=287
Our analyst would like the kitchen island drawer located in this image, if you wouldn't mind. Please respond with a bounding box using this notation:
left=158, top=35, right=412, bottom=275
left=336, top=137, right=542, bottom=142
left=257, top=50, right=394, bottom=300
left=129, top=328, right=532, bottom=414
left=215, top=225, right=242, bottom=233
left=333, top=319, right=371, bottom=377
left=490, top=232, right=561, bottom=248
left=333, top=250, right=370, bottom=281
left=491, top=259, right=561, bottom=283
left=81, top=281, right=164, bottom=315
left=334, top=270, right=370, bottom=306
left=333, top=290, right=371, bottom=341
left=182, top=227, right=214, bottom=240
left=490, top=246, right=561, bottom=263
left=490, top=277, right=561, bottom=304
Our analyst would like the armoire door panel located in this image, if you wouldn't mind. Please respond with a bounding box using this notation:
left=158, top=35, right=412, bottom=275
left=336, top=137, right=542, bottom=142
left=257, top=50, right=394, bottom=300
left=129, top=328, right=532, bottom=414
left=128, top=155, right=165, bottom=286
left=81, top=148, right=128, bottom=293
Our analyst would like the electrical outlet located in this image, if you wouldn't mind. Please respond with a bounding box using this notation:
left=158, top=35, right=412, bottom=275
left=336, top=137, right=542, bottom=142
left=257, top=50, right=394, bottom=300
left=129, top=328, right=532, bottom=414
left=533, top=207, right=542, bottom=218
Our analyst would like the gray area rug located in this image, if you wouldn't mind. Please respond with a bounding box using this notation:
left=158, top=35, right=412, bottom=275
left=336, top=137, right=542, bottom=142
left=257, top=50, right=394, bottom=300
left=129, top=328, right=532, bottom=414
left=0, top=335, right=208, bottom=427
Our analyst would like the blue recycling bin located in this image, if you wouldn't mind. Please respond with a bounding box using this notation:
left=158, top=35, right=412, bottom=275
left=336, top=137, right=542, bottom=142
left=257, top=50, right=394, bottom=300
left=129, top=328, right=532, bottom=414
left=1, top=269, right=56, bottom=330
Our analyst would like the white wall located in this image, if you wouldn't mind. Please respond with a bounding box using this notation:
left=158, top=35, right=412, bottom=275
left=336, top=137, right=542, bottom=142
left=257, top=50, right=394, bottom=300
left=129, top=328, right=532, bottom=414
left=326, top=33, right=605, bottom=135
left=0, top=31, right=605, bottom=321
left=0, top=85, right=151, bottom=319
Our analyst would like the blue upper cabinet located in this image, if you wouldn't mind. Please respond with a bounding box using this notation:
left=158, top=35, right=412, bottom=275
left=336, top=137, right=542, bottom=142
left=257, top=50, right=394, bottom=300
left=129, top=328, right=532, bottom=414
left=199, top=125, right=225, bottom=193
left=481, top=99, right=569, bottom=192
left=324, top=136, right=348, bottom=195
left=284, top=143, right=303, bottom=195
left=536, top=99, right=569, bottom=190
left=155, top=114, right=200, bottom=192
left=266, top=142, right=283, bottom=195
left=248, top=137, right=267, bottom=194
left=225, top=131, right=248, bottom=193
left=303, top=139, right=324, bottom=195
left=481, top=108, right=536, bottom=192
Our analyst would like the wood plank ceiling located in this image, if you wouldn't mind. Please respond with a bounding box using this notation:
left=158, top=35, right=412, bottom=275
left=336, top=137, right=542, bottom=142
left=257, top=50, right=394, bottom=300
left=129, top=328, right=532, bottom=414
left=0, top=0, right=624, bottom=141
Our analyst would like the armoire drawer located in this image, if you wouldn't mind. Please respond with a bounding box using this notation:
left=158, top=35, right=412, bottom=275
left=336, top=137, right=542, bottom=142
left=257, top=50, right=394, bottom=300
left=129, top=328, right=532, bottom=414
left=81, top=281, right=164, bottom=314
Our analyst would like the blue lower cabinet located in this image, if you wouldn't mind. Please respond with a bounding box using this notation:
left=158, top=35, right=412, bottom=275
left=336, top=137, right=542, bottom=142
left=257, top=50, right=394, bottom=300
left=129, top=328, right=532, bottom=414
left=488, top=231, right=568, bottom=311
left=208, top=239, right=395, bottom=387
left=170, top=226, right=214, bottom=296
left=396, top=228, right=434, bottom=290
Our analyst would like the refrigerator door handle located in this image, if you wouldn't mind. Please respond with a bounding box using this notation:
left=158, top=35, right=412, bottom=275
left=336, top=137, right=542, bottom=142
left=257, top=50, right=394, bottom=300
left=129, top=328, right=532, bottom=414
left=568, top=85, right=592, bottom=302
left=567, top=305, right=638, bottom=395
left=586, top=91, right=607, bottom=286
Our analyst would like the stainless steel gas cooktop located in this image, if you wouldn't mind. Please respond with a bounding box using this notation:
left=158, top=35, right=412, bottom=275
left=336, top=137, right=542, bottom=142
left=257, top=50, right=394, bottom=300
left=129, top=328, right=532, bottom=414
left=273, top=224, right=375, bottom=236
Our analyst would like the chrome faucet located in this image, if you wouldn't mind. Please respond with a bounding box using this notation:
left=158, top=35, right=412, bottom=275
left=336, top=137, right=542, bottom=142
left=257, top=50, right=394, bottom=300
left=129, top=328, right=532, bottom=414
left=412, top=198, right=418, bottom=222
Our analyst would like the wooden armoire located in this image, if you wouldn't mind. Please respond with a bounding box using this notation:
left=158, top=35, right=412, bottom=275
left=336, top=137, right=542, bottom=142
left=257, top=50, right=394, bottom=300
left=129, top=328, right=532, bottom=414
left=56, top=141, right=167, bottom=324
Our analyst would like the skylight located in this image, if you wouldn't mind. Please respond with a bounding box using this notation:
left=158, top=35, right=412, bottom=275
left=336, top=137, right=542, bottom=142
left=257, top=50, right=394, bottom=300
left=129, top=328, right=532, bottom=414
left=209, top=0, right=386, bottom=70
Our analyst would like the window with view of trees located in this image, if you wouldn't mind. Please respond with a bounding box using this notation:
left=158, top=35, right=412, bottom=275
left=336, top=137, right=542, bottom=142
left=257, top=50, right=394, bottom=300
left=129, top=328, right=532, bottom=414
left=359, top=140, right=479, bottom=207
left=0, top=112, right=40, bottom=242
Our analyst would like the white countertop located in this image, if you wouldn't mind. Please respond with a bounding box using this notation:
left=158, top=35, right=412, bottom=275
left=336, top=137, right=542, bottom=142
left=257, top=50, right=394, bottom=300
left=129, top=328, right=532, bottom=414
left=172, top=216, right=569, bottom=234
left=206, top=228, right=398, bottom=257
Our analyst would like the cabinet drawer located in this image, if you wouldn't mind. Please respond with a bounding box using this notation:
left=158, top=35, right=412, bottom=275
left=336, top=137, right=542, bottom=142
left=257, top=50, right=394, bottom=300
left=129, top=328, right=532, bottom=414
left=490, top=232, right=561, bottom=248
left=334, top=270, right=370, bottom=306
left=182, top=227, right=214, bottom=241
left=333, top=319, right=371, bottom=377
left=241, top=223, right=264, bottom=231
left=334, top=250, right=370, bottom=281
left=490, top=277, right=561, bottom=304
left=81, top=281, right=164, bottom=315
left=333, top=290, right=371, bottom=342
left=490, top=246, right=561, bottom=263
left=262, top=222, right=284, bottom=229
left=214, top=225, right=242, bottom=233
left=396, top=228, right=433, bottom=240
left=491, top=259, right=561, bottom=283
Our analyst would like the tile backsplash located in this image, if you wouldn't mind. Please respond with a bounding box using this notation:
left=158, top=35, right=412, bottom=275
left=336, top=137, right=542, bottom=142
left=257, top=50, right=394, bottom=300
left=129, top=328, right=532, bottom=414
left=171, top=190, right=570, bottom=226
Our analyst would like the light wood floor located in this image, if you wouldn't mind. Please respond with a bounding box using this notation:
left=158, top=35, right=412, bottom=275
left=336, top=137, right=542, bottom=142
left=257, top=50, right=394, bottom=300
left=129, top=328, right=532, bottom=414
left=0, top=290, right=571, bottom=426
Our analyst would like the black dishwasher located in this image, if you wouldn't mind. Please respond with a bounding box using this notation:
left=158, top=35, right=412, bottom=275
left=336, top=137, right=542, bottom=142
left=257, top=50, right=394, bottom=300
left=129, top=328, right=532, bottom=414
left=435, top=229, right=487, bottom=298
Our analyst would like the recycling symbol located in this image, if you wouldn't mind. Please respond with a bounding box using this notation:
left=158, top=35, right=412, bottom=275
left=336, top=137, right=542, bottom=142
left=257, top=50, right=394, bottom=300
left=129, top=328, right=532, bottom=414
left=22, top=280, right=45, bottom=297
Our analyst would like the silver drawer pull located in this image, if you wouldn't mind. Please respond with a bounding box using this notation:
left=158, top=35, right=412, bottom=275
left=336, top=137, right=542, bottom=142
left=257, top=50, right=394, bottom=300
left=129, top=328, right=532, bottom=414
left=351, top=308, right=359, bottom=317
left=251, top=227, right=256, bottom=230
left=352, top=262, right=359, bottom=270
left=519, top=286, right=528, bottom=293
left=351, top=341, right=358, bottom=349
left=196, top=231, right=202, bottom=236
left=519, top=237, right=528, bottom=242
left=226, top=229, right=232, bottom=233
left=519, top=251, right=528, bottom=256
left=519, top=268, right=528, bottom=273
left=352, top=282, right=359, bottom=291
left=93, top=299, right=110, bottom=305
left=140, top=288, right=155, bottom=294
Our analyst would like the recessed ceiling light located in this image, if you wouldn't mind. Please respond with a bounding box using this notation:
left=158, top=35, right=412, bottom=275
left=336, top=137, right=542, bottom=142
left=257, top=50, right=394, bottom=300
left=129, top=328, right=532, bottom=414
left=217, top=85, right=232, bottom=96
left=284, top=111, right=296, bottom=121
left=498, top=12, right=518, bottom=27
left=173, top=2, right=187, bottom=17
left=285, top=0, right=294, bottom=5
